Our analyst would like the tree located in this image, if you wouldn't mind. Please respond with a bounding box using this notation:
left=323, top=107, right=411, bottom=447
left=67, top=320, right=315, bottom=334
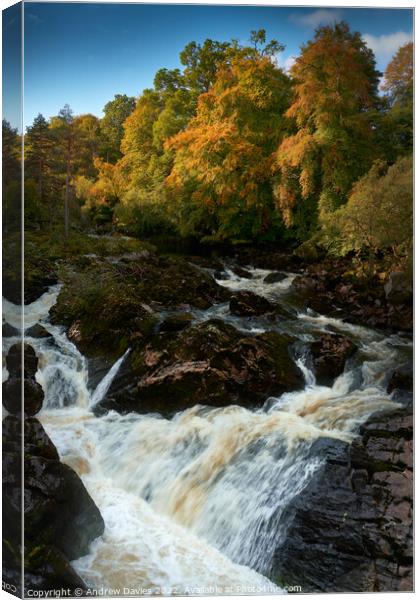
left=100, top=94, right=136, bottom=162
left=374, top=42, right=413, bottom=161
left=381, top=42, right=413, bottom=105
left=2, top=119, right=20, bottom=190
left=119, top=90, right=163, bottom=190
left=49, top=104, right=77, bottom=237
left=166, top=54, right=292, bottom=240
left=75, top=157, right=125, bottom=226
left=275, top=22, right=380, bottom=229
left=321, top=156, right=413, bottom=274
left=74, top=114, right=103, bottom=177
left=249, top=29, right=285, bottom=57
left=179, top=39, right=232, bottom=93
left=2, top=120, right=21, bottom=231
left=25, top=114, right=56, bottom=219
left=154, top=68, right=186, bottom=97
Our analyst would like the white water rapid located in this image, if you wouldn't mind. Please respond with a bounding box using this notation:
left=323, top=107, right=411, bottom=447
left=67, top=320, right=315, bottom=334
left=2, top=265, right=411, bottom=595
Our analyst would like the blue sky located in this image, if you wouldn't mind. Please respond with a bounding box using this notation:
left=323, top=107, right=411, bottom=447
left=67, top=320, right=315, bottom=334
left=3, top=3, right=414, bottom=129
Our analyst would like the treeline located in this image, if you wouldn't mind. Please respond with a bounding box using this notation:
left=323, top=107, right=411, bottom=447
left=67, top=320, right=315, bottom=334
left=3, top=22, right=413, bottom=268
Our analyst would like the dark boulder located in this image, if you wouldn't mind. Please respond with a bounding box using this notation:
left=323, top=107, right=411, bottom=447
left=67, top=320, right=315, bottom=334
left=231, top=265, right=253, bottom=279
left=102, top=320, right=304, bottom=415
left=214, top=270, right=230, bottom=281
left=311, top=334, right=357, bottom=386
left=271, top=406, right=413, bottom=592
left=263, top=272, right=288, bottom=284
left=25, top=324, right=52, bottom=338
left=3, top=378, right=44, bottom=416
left=291, top=275, right=319, bottom=293
left=24, top=545, right=87, bottom=594
left=6, top=343, right=39, bottom=379
left=3, top=415, right=104, bottom=592
left=3, top=322, right=19, bottom=337
left=159, top=313, right=194, bottom=333
left=229, top=291, right=274, bottom=316
left=384, top=272, right=412, bottom=305
left=387, top=363, right=413, bottom=395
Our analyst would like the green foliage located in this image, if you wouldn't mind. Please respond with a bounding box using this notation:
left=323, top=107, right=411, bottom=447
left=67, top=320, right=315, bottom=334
left=3, top=120, right=21, bottom=232
left=100, top=94, right=136, bottom=162
left=25, top=114, right=57, bottom=205
left=320, top=156, right=413, bottom=268
left=22, top=24, right=413, bottom=262
left=374, top=43, right=413, bottom=162
left=114, top=189, right=175, bottom=236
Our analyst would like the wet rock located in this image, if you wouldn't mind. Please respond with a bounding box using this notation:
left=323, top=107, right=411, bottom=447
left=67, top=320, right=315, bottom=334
left=272, top=405, right=413, bottom=592
left=384, top=272, right=412, bottom=305
left=230, top=247, right=302, bottom=272
left=103, top=320, right=304, bottom=414
left=24, top=545, right=87, bottom=594
left=263, top=272, right=288, bottom=284
left=188, top=255, right=225, bottom=271
left=3, top=322, right=19, bottom=337
left=229, top=291, right=274, bottom=316
left=6, top=343, right=39, bottom=379
left=311, top=334, right=357, bottom=386
left=231, top=265, right=253, bottom=279
left=3, top=414, right=104, bottom=589
left=2, top=378, right=44, bottom=416
left=51, top=253, right=230, bottom=357
left=25, top=276, right=58, bottom=305
left=25, top=324, right=52, bottom=338
left=159, top=313, right=194, bottom=333
left=387, top=363, right=413, bottom=394
left=291, top=275, right=319, bottom=293
left=214, top=270, right=229, bottom=281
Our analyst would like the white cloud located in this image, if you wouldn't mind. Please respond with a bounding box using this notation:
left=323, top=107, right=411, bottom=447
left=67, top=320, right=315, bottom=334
left=362, top=31, right=412, bottom=62
left=274, top=53, right=297, bottom=73
left=284, top=55, right=297, bottom=72
left=274, top=52, right=297, bottom=73
left=290, top=9, right=341, bottom=29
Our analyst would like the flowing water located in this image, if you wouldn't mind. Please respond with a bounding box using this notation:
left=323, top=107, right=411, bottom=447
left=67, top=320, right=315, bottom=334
left=2, top=264, right=411, bottom=595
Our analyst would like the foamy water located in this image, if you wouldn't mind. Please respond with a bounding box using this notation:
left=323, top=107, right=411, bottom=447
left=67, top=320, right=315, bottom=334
left=2, top=264, right=408, bottom=594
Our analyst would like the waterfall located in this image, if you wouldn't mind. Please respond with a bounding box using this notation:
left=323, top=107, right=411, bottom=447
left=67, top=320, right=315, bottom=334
left=90, top=348, right=131, bottom=408
left=2, top=264, right=408, bottom=594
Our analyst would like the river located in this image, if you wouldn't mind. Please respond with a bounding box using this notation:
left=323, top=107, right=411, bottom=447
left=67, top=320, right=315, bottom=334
left=2, top=264, right=411, bottom=595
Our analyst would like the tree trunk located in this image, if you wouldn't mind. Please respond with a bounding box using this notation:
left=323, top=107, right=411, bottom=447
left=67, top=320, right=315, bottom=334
left=64, top=170, right=70, bottom=239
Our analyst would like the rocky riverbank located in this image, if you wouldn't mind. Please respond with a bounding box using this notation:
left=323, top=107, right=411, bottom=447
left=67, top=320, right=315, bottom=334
left=271, top=398, right=413, bottom=592
left=2, top=344, right=104, bottom=595
left=4, top=232, right=413, bottom=594
left=225, top=246, right=413, bottom=333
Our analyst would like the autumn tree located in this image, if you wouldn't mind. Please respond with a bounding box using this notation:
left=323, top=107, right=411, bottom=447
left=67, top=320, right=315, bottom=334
left=275, top=22, right=380, bottom=230
left=374, top=42, right=413, bottom=161
left=382, top=42, right=413, bottom=104
left=75, top=157, right=125, bottom=226
left=166, top=53, right=292, bottom=240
